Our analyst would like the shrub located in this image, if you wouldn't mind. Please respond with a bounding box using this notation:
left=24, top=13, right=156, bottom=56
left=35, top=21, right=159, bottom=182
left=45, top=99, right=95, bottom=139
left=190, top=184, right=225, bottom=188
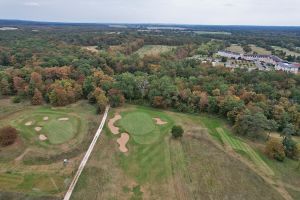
left=265, top=138, right=285, bottom=161
left=283, top=137, right=299, bottom=160
left=0, top=126, right=18, bottom=147
left=171, top=125, right=184, bottom=138
left=12, top=96, right=21, bottom=103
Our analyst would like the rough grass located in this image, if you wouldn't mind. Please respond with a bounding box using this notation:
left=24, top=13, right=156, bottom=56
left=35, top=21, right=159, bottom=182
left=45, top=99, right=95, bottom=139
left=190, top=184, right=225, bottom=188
left=135, top=45, right=176, bottom=57
left=216, top=127, right=274, bottom=176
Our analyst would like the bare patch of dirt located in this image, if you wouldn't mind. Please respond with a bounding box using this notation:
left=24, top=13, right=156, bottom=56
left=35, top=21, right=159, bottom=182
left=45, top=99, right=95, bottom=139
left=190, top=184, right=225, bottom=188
left=43, top=116, right=49, bottom=121
left=25, top=121, right=33, bottom=126
left=39, top=134, right=48, bottom=141
left=35, top=127, right=42, bottom=132
left=58, top=117, right=69, bottom=121
left=108, top=113, right=122, bottom=135
left=153, top=118, right=167, bottom=125
left=117, top=133, right=129, bottom=153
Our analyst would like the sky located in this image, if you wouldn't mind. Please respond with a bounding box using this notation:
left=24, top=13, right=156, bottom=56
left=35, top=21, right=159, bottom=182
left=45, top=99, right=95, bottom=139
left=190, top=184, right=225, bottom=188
left=0, top=0, right=299, bottom=26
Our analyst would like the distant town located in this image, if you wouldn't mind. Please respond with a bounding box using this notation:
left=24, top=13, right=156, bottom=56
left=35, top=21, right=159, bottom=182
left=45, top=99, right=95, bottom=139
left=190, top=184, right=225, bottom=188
left=217, top=50, right=300, bottom=74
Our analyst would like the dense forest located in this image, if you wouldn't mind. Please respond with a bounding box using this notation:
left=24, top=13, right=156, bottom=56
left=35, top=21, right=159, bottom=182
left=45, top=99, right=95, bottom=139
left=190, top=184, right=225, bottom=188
left=1, top=23, right=300, bottom=159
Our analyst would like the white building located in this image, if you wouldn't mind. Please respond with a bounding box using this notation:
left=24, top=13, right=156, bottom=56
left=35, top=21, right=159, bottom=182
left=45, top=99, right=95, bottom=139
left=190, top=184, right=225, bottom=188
left=243, top=54, right=282, bottom=65
left=275, top=62, right=300, bottom=74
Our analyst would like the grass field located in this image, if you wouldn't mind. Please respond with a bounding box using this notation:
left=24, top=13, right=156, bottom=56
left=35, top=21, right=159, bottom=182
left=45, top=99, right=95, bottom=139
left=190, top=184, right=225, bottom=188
left=193, top=31, right=232, bottom=35
left=272, top=46, right=300, bottom=57
left=0, top=99, right=99, bottom=199
left=72, top=105, right=285, bottom=200
left=135, top=45, right=176, bottom=57
left=227, top=44, right=271, bottom=55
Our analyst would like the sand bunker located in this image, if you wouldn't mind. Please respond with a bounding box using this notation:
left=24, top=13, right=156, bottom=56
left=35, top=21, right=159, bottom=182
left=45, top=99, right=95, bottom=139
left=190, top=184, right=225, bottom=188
left=153, top=118, right=168, bottom=125
left=39, top=134, right=48, bottom=141
left=108, top=113, right=122, bottom=135
left=117, top=133, right=129, bottom=153
left=35, top=127, right=42, bottom=132
left=25, top=121, right=33, bottom=126
left=58, top=118, right=69, bottom=121
left=43, top=116, right=49, bottom=121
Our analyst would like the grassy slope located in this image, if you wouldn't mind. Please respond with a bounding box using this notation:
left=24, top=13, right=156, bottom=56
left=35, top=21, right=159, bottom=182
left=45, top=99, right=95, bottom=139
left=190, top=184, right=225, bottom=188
left=73, top=105, right=284, bottom=200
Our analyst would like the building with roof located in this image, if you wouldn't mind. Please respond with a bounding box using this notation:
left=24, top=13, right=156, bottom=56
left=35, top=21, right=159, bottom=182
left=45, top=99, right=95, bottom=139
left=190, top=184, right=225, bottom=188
left=275, top=62, right=300, bottom=74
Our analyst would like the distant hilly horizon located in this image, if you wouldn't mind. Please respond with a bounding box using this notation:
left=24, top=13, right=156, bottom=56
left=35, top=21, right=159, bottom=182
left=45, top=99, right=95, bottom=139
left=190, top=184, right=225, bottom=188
left=1, top=19, right=300, bottom=29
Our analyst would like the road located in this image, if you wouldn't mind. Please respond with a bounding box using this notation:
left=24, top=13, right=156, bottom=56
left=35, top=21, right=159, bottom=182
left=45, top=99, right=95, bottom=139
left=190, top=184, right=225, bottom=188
left=63, top=106, right=110, bottom=200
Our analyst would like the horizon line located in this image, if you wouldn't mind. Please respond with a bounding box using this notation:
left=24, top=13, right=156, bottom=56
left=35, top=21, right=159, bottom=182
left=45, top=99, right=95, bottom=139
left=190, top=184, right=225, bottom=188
left=1, top=18, right=300, bottom=28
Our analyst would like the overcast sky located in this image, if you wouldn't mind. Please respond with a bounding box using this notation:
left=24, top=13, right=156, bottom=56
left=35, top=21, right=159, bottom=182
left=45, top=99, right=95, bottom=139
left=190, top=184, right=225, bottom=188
left=0, top=0, right=299, bottom=26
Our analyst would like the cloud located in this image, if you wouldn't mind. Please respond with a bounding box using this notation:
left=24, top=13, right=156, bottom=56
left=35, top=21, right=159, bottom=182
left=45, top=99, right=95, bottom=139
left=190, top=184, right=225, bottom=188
left=24, top=2, right=40, bottom=7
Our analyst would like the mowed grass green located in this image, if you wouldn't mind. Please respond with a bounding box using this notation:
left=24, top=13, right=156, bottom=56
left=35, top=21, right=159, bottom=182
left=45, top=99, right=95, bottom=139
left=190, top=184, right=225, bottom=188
left=11, top=109, right=80, bottom=145
left=117, top=106, right=174, bottom=183
left=119, top=112, right=155, bottom=135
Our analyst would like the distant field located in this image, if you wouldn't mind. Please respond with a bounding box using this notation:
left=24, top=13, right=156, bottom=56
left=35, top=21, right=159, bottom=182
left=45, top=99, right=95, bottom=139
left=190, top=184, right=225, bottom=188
left=193, top=31, right=232, bottom=35
left=226, top=44, right=271, bottom=55
left=72, top=105, right=284, bottom=200
left=272, top=46, right=300, bottom=57
left=135, top=45, right=176, bottom=57
left=82, top=46, right=99, bottom=53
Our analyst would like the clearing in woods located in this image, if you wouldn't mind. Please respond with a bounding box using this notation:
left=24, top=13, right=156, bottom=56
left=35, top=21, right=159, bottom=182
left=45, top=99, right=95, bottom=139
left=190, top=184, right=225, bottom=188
left=72, top=105, right=286, bottom=200
left=135, top=45, right=177, bottom=57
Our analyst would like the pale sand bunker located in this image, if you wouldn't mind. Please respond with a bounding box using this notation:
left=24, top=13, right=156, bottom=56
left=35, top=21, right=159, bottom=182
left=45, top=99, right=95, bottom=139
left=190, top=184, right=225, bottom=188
left=153, top=118, right=167, bottom=125
left=108, top=113, right=122, bottom=135
left=117, top=133, right=129, bottom=153
left=39, top=134, right=48, bottom=141
left=35, top=127, right=42, bottom=132
left=43, top=116, right=49, bottom=121
left=58, top=118, right=69, bottom=121
left=25, top=121, right=33, bottom=126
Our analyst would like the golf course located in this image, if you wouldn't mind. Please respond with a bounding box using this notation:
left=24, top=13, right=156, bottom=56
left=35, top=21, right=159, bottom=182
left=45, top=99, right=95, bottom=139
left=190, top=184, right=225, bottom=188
left=72, top=105, right=298, bottom=200
left=0, top=99, right=101, bottom=199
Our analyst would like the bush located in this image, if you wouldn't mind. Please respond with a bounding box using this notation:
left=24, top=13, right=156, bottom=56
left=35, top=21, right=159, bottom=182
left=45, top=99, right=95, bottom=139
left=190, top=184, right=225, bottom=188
left=265, top=138, right=285, bottom=161
left=283, top=137, right=299, bottom=160
left=171, top=125, right=184, bottom=138
left=0, top=126, right=18, bottom=147
left=12, top=96, right=21, bottom=103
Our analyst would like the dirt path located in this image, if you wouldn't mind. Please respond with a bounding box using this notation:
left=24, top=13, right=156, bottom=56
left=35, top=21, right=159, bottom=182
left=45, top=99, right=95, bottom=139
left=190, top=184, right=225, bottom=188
left=108, top=113, right=122, bottom=135
left=187, top=132, right=294, bottom=200
left=14, top=148, right=31, bottom=162
left=63, top=106, right=110, bottom=200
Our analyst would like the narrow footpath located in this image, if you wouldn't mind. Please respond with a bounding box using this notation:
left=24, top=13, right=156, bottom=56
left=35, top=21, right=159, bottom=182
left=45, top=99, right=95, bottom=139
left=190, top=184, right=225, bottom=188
left=63, top=106, right=110, bottom=200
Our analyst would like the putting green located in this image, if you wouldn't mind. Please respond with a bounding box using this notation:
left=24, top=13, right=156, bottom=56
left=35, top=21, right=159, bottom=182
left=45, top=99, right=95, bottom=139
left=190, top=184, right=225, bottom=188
left=12, top=110, right=80, bottom=145
left=119, top=112, right=155, bottom=136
